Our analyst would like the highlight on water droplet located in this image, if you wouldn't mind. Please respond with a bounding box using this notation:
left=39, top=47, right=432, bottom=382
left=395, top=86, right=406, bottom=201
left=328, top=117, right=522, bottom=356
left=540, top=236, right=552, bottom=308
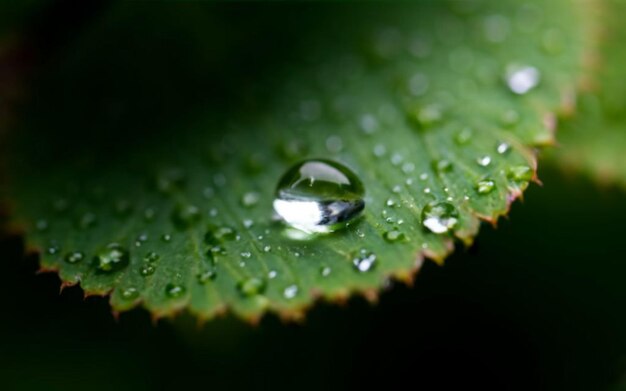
left=237, top=277, right=266, bottom=297
left=121, top=287, right=139, bottom=300
left=320, top=265, right=332, bottom=277
left=283, top=284, right=299, bottom=300
left=65, top=251, right=84, bottom=264
left=165, top=283, right=186, bottom=298
left=476, top=179, right=496, bottom=195
left=496, top=142, right=510, bottom=155
left=505, top=63, right=540, bottom=95
left=94, top=243, right=129, bottom=273
left=421, top=202, right=459, bottom=234
left=273, top=159, right=365, bottom=234
left=477, top=155, right=492, bottom=167
left=353, top=250, right=377, bottom=272
left=197, top=267, right=217, bottom=284
left=383, top=229, right=406, bottom=243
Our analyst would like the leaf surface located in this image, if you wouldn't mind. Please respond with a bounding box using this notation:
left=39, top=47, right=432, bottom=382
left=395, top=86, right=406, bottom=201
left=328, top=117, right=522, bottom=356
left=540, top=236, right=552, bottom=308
left=3, top=1, right=593, bottom=320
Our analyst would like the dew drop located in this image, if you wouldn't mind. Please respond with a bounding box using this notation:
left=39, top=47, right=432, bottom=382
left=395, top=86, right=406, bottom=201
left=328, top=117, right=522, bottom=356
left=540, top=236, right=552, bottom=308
left=320, top=265, right=332, bottom=277
left=241, top=192, right=260, bottom=208
left=36, top=219, right=49, bottom=232
left=352, top=250, right=377, bottom=272
left=94, top=243, right=129, bottom=273
left=325, top=135, right=343, bottom=153
left=140, top=264, right=156, bottom=277
left=497, top=142, right=511, bottom=154
left=434, top=159, right=453, bottom=173
left=78, top=212, right=97, bottom=229
left=383, top=229, right=406, bottom=243
left=65, top=251, right=84, bottom=264
left=408, top=73, right=429, bottom=96
left=373, top=144, right=386, bottom=157
left=121, top=287, right=139, bottom=300
left=165, top=283, right=186, bottom=298
left=197, top=267, right=217, bottom=284
left=359, top=114, right=378, bottom=134
left=421, top=202, right=459, bottom=234
left=268, top=270, right=278, bottom=279
left=240, top=251, right=251, bottom=259
left=476, top=179, right=496, bottom=195
left=414, top=104, right=442, bottom=127
left=455, top=128, right=472, bottom=145
left=477, top=155, right=492, bottom=167
left=237, top=277, right=266, bottom=297
left=283, top=284, right=299, bottom=300
left=143, top=208, right=156, bottom=222
left=171, top=204, right=201, bottom=229
left=507, top=165, right=533, bottom=182
left=144, top=252, right=160, bottom=263
left=242, top=219, right=254, bottom=229
left=505, top=64, right=540, bottom=95
left=273, top=159, right=365, bottom=234
left=161, top=233, right=172, bottom=242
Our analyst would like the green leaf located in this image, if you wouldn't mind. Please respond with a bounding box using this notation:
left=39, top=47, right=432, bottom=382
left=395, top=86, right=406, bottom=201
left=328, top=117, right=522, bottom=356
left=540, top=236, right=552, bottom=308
left=549, top=0, right=626, bottom=190
left=3, top=1, right=593, bottom=320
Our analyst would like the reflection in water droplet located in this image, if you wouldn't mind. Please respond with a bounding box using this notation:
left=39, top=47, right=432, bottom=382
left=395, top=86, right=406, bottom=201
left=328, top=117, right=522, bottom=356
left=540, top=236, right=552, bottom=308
left=283, top=284, right=299, bottom=300
left=505, top=64, right=540, bottom=95
left=353, top=250, right=377, bottom=272
left=237, top=277, right=266, bottom=297
left=165, top=283, right=186, bottom=298
left=476, top=179, right=496, bottom=195
left=421, top=202, right=459, bottom=234
left=273, top=159, right=365, bottom=234
left=65, top=251, right=84, bottom=264
left=197, top=267, right=217, bottom=284
left=94, top=243, right=129, bottom=273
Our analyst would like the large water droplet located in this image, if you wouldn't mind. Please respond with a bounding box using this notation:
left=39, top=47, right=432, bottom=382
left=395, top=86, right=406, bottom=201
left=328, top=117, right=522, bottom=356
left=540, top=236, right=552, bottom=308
left=273, top=159, right=365, bottom=233
left=421, top=202, right=459, bottom=234
left=505, top=64, right=540, bottom=95
left=94, top=243, right=129, bottom=273
left=237, top=277, right=266, bottom=297
left=353, top=250, right=377, bottom=272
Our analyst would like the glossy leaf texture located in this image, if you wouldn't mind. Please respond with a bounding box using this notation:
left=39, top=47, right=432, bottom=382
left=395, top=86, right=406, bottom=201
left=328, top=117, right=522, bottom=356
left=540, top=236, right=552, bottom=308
left=2, top=0, right=595, bottom=320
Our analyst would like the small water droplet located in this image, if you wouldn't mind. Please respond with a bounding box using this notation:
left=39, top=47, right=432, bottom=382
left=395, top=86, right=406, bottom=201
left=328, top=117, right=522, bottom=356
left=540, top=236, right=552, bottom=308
left=373, top=144, right=386, bottom=157
left=283, top=284, right=299, bottom=300
left=263, top=245, right=272, bottom=253
left=419, top=173, right=429, bottom=181
left=240, top=251, right=251, bottom=259
left=401, top=162, right=415, bottom=174
left=165, top=283, right=186, bottom=298
left=78, top=212, right=97, bottom=229
left=476, top=179, right=496, bottom=195
left=325, top=135, right=343, bottom=153
left=171, top=204, right=201, bottom=229
left=386, top=198, right=397, bottom=207
left=505, top=64, right=540, bottom=95
left=162, top=233, right=172, bottom=242
left=414, top=104, right=442, bottom=128
left=273, top=159, right=365, bottom=234
left=408, top=73, right=429, bottom=96
left=65, top=251, right=84, bottom=264
left=143, top=208, right=156, bottom=222
left=36, top=219, right=49, bottom=232
left=242, top=219, right=254, bottom=229
left=237, top=277, right=266, bottom=297
left=359, top=114, right=378, bottom=134
left=497, top=142, right=510, bottom=154
left=144, top=252, right=159, bottom=263
left=423, top=187, right=432, bottom=194
left=320, top=265, right=332, bottom=277
left=507, top=165, right=533, bottom=182
left=241, top=192, right=260, bottom=208
left=390, top=153, right=403, bottom=166
left=205, top=225, right=237, bottom=245
left=477, top=155, right=492, bottom=167
left=268, top=270, right=278, bottom=279
left=94, top=243, right=129, bottom=273
left=433, top=159, right=453, bottom=173
left=383, top=229, right=406, bottom=243
left=421, top=202, right=459, bottom=234
left=455, top=128, right=472, bottom=145
left=140, top=264, right=156, bottom=276
left=121, top=287, right=139, bottom=300
left=202, top=186, right=215, bottom=199
left=353, top=250, right=377, bottom=272
left=197, top=267, right=217, bottom=284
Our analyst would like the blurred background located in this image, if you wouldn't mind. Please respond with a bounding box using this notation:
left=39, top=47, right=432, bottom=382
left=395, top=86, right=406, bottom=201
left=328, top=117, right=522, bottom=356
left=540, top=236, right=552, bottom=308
left=1, top=2, right=625, bottom=390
